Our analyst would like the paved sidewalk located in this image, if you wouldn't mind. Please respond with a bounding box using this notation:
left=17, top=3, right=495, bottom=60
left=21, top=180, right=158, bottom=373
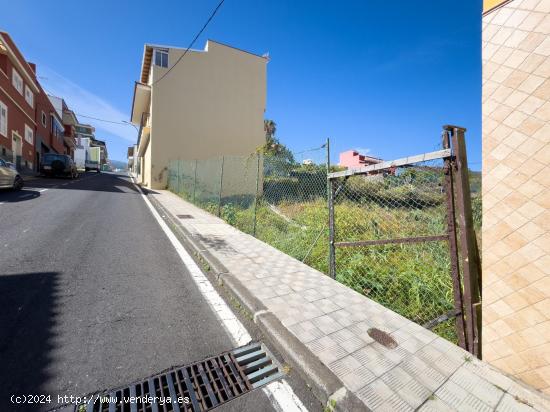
left=148, top=189, right=550, bottom=412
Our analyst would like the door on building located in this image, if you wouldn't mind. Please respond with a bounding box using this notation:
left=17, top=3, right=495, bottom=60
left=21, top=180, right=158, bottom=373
left=12, top=132, right=22, bottom=170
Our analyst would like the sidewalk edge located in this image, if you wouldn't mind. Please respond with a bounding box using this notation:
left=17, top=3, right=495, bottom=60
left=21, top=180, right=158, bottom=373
left=145, top=191, right=368, bottom=412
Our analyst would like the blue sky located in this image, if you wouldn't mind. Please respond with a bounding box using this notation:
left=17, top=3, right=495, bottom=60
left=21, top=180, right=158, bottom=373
left=1, top=0, right=481, bottom=168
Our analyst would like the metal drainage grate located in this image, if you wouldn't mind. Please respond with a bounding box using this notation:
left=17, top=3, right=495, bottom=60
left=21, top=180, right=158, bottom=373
left=73, top=342, right=282, bottom=412
left=367, top=328, right=398, bottom=349
left=177, top=214, right=194, bottom=219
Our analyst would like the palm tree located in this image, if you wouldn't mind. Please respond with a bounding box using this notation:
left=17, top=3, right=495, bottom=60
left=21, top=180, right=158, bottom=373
left=262, top=119, right=295, bottom=165
left=264, top=119, right=277, bottom=144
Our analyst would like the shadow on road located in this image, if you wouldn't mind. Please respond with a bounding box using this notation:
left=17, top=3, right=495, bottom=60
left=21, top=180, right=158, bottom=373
left=0, top=173, right=157, bottom=199
left=0, top=271, right=59, bottom=411
left=0, top=188, right=41, bottom=203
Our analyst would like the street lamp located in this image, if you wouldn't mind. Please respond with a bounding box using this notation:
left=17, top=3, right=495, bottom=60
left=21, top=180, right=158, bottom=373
left=121, top=120, right=139, bottom=133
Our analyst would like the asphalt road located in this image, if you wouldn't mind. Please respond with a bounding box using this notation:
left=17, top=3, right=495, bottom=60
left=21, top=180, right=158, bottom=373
left=0, top=172, right=305, bottom=411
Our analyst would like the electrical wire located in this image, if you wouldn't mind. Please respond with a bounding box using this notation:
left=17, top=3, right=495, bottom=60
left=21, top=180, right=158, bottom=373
left=152, top=0, right=226, bottom=86
left=75, top=113, right=129, bottom=125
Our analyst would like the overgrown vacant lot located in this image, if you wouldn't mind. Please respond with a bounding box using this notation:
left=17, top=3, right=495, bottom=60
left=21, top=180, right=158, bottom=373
left=170, top=163, right=481, bottom=343
left=229, top=199, right=457, bottom=341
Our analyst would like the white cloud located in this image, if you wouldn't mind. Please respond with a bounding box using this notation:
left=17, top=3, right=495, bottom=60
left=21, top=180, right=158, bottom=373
left=353, top=147, right=371, bottom=154
left=36, top=65, right=136, bottom=143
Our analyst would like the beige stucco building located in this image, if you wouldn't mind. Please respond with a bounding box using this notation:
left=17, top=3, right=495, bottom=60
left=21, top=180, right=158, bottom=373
left=130, top=40, right=267, bottom=189
left=482, top=0, right=550, bottom=394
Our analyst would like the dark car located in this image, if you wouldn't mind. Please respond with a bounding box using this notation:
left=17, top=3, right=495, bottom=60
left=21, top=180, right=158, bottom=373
left=41, top=154, right=78, bottom=178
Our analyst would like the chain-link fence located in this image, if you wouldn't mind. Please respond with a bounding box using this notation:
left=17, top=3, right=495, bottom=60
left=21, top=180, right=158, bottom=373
left=329, top=158, right=457, bottom=342
left=167, top=144, right=330, bottom=269
left=167, top=131, right=481, bottom=350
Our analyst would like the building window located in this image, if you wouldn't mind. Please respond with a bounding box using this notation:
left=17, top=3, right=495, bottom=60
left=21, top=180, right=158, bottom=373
left=24, top=124, right=33, bottom=144
left=12, top=69, right=23, bottom=94
left=154, top=49, right=169, bottom=68
left=41, top=111, right=47, bottom=127
left=51, top=116, right=64, bottom=140
left=24, top=85, right=34, bottom=107
left=0, top=101, right=7, bottom=137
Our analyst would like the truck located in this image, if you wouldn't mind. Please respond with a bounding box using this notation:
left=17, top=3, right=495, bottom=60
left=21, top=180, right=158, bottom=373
left=85, top=146, right=101, bottom=172
left=73, top=147, right=86, bottom=171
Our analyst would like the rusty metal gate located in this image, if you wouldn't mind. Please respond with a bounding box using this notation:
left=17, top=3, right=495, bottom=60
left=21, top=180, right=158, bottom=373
left=327, top=126, right=481, bottom=356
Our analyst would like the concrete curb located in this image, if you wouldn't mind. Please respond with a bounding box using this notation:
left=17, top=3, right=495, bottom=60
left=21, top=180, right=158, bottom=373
left=145, top=192, right=367, bottom=412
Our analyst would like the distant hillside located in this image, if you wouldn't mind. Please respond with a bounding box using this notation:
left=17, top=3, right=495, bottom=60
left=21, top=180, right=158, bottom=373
left=110, top=160, right=128, bottom=170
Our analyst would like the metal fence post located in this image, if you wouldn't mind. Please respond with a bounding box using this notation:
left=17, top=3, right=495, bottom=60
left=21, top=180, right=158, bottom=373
left=328, top=178, right=336, bottom=279
left=442, top=129, right=467, bottom=351
left=326, top=137, right=331, bottom=203
left=217, top=156, right=225, bottom=217
left=193, top=159, right=197, bottom=204
left=447, top=125, right=482, bottom=358
left=177, top=160, right=181, bottom=194
left=253, top=152, right=260, bottom=237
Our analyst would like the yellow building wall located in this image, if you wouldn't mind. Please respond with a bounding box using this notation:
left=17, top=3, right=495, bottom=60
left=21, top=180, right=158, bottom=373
left=482, top=0, right=550, bottom=394
left=484, top=0, right=510, bottom=13
left=146, top=40, right=267, bottom=190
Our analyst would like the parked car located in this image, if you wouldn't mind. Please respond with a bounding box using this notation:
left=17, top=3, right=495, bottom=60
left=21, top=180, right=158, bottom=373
left=41, top=154, right=78, bottom=178
left=5, top=161, right=17, bottom=171
left=0, top=158, right=23, bottom=190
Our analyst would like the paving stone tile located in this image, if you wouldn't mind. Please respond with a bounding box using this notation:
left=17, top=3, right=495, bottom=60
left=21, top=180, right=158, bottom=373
left=419, top=396, right=459, bottom=411
left=341, top=367, right=377, bottom=391
left=379, top=346, right=409, bottom=364
left=496, top=393, right=537, bottom=411
left=347, top=320, right=371, bottom=335
left=301, top=288, right=324, bottom=302
left=317, top=344, right=348, bottom=364
left=459, top=394, right=493, bottom=412
left=469, top=377, right=505, bottom=409
left=288, top=322, right=323, bottom=343
left=378, top=393, right=414, bottom=412
left=340, top=337, right=366, bottom=354
left=313, top=298, right=341, bottom=314
left=329, top=354, right=362, bottom=377
left=380, top=366, right=414, bottom=392
left=397, top=377, right=434, bottom=409
left=356, top=379, right=396, bottom=410
left=312, top=314, right=345, bottom=334
left=417, top=344, right=444, bottom=365
left=400, top=336, right=426, bottom=354
left=363, top=354, right=397, bottom=377
left=436, top=380, right=470, bottom=408
left=450, top=366, right=482, bottom=393
left=401, top=355, right=429, bottom=377
left=306, top=335, right=338, bottom=353
left=328, top=309, right=356, bottom=328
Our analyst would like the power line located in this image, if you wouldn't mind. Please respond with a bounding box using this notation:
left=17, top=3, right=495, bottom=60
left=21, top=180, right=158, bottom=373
left=152, top=0, right=226, bottom=86
left=75, top=113, right=129, bottom=125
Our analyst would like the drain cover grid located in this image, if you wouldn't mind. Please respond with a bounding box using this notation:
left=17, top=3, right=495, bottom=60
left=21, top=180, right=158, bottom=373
left=73, top=342, right=282, bottom=412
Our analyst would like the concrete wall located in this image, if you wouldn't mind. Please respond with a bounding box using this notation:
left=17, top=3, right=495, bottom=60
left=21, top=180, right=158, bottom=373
left=482, top=0, right=550, bottom=394
left=140, top=138, right=152, bottom=187
left=145, top=40, right=267, bottom=189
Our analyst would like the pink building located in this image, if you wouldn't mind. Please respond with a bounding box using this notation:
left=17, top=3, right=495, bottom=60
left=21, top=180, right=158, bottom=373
left=339, top=150, right=382, bottom=169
